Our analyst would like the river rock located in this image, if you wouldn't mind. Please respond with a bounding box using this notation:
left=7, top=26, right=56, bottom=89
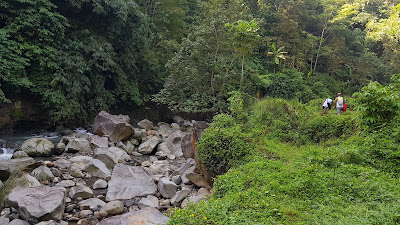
left=8, top=186, right=66, bottom=221
left=98, top=207, right=169, bottom=225
left=8, top=219, right=30, bottom=225
left=0, top=157, right=35, bottom=181
left=11, top=151, right=29, bottom=159
left=181, top=133, right=195, bottom=159
left=138, top=195, right=159, bottom=209
left=138, top=136, right=160, bottom=155
left=137, top=119, right=154, bottom=130
left=186, top=172, right=211, bottom=189
left=89, top=135, right=108, bottom=149
left=93, top=179, right=107, bottom=189
left=93, top=147, right=130, bottom=169
left=92, top=111, right=134, bottom=143
left=158, top=177, right=178, bottom=199
left=65, top=138, right=92, bottom=154
left=56, top=180, right=75, bottom=188
left=20, top=138, right=54, bottom=157
left=31, top=166, right=54, bottom=183
left=84, top=159, right=111, bottom=179
left=53, top=158, right=71, bottom=170
left=181, top=188, right=211, bottom=208
left=101, top=201, right=124, bottom=215
left=70, top=156, right=92, bottom=178
left=69, top=185, right=93, bottom=199
left=167, top=131, right=184, bottom=158
left=106, top=164, right=156, bottom=201
left=149, top=160, right=170, bottom=176
left=0, top=218, right=9, bottom=225
left=171, top=189, right=191, bottom=206
left=78, top=198, right=106, bottom=211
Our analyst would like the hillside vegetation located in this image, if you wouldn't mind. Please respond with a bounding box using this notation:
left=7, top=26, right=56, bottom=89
left=167, top=76, right=400, bottom=224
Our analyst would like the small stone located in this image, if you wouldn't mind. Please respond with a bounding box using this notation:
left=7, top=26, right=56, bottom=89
left=65, top=204, right=75, bottom=213
left=98, top=210, right=108, bottom=217
left=80, top=204, right=90, bottom=210
left=93, top=179, right=107, bottom=189
left=65, top=197, right=72, bottom=203
left=141, top=161, right=152, bottom=167
left=76, top=210, right=93, bottom=218
left=159, top=199, right=171, bottom=207
left=69, top=185, right=93, bottom=199
left=171, top=175, right=182, bottom=185
left=67, top=216, right=80, bottom=221
left=0, top=208, right=11, bottom=217
left=56, top=180, right=75, bottom=188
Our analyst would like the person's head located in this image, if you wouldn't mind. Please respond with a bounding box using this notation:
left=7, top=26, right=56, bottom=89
left=337, top=93, right=342, bottom=97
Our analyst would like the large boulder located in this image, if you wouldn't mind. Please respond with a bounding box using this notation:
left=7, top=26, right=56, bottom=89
left=31, top=166, right=54, bottom=183
left=98, top=207, right=169, bottom=225
left=0, top=157, right=35, bottom=181
left=92, top=111, right=134, bottom=142
left=167, top=131, right=184, bottom=158
left=106, top=164, right=157, bottom=201
left=93, top=147, right=130, bottom=169
left=20, top=138, right=54, bottom=157
left=7, top=186, right=66, bottom=221
left=65, top=138, right=92, bottom=154
left=138, top=136, right=160, bottom=155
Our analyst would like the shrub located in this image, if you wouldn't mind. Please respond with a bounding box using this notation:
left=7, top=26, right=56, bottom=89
left=196, top=114, right=254, bottom=176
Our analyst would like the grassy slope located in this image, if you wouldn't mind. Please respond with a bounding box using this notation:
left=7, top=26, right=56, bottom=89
left=167, top=98, right=400, bottom=225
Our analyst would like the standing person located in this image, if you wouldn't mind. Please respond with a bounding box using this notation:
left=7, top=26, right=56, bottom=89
left=322, top=98, right=333, bottom=113
left=335, top=93, right=345, bottom=116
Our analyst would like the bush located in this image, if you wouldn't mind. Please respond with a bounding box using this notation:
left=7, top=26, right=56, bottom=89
left=196, top=114, right=254, bottom=176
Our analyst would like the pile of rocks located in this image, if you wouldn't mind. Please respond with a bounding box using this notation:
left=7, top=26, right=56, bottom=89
left=0, top=111, right=211, bottom=225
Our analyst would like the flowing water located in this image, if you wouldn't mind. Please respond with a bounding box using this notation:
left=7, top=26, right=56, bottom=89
left=0, top=128, right=91, bottom=160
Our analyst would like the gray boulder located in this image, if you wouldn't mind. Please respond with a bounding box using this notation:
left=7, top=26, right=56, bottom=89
left=92, top=111, right=134, bottom=143
left=0, top=157, right=35, bottom=181
left=69, top=185, right=93, bottom=199
left=98, top=207, right=169, bottom=225
left=7, top=186, right=66, bottom=221
left=158, top=177, right=178, bottom=199
left=106, top=164, right=156, bottom=201
left=65, top=138, right=92, bottom=154
left=138, top=136, right=160, bottom=155
left=11, top=151, right=29, bottom=159
left=93, top=147, right=130, bottom=169
left=167, top=131, right=184, bottom=158
left=89, top=135, right=108, bottom=149
left=20, top=138, right=54, bottom=157
left=31, top=166, right=54, bottom=183
left=137, top=119, right=154, bottom=130
left=138, top=195, right=159, bottom=209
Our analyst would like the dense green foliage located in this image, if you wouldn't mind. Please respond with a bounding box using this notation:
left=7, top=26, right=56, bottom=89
left=1, top=0, right=399, bottom=125
left=168, top=78, right=400, bottom=224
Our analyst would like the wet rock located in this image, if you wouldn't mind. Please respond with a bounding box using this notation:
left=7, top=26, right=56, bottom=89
left=138, top=195, right=159, bottom=209
left=92, top=111, right=134, bottom=143
left=31, top=166, right=54, bottom=183
left=98, top=207, right=169, bottom=225
left=93, top=179, right=107, bottom=189
left=137, top=136, right=160, bottom=155
left=137, top=119, right=154, bottom=130
left=106, top=164, right=156, bottom=201
left=11, top=151, right=29, bottom=159
left=65, top=138, right=92, bottom=154
left=7, top=186, right=66, bottom=221
left=158, top=177, right=178, bottom=199
left=101, top=201, right=124, bottom=215
left=69, top=185, right=93, bottom=199
left=20, top=138, right=54, bottom=157
left=93, top=147, right=130, bottom=169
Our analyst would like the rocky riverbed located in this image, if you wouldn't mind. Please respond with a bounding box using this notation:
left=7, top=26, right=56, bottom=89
left=0, top=111, right=211, bottom=225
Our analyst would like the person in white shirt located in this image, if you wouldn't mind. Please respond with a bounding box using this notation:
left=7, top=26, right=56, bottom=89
left=322, top=98, right=333, bottom=113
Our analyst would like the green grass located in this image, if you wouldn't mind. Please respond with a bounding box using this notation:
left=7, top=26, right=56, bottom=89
left=167, top=98, right=400, bottom=225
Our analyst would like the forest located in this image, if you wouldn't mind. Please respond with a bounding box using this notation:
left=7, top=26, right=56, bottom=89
left=1, top=0, right=400, bottom=224
left=1, top=0, right=399, bottom=124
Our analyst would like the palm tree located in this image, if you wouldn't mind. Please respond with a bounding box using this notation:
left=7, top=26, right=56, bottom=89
left=267, top=43, right=287, bottom=73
